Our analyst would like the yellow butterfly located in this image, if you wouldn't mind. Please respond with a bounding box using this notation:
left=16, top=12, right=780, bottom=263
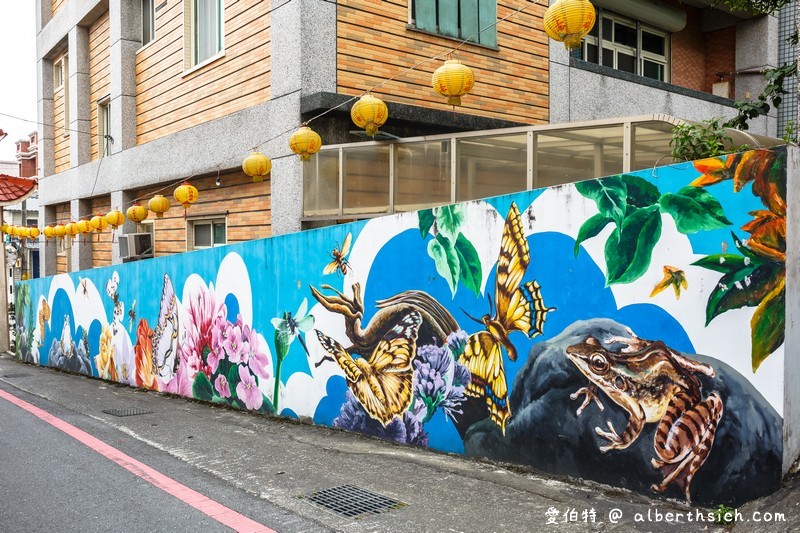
left=315, top=310, right=421, bottom=426
left=323, top=232, right=352, bottom=276
left=38, top=299, right=51, bottom=347
left=459, top=202, right=555, bottom=435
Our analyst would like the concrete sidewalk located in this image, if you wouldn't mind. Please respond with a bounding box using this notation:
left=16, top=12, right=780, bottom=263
left=0, top=353, right=794, bottom=532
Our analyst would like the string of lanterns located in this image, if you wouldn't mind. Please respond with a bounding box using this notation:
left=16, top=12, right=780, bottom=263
left=7, top=1, right=594, bottom=244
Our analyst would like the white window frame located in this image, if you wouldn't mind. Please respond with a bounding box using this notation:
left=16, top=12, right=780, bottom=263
left=188, top=217, right=227, bottom=251
left=53, top=57, right=65, bottom=90
left=142, top=0, right=156, bottom=46
left=98, top=97, right=111, bottom=158
left=183, top=0, right=225, bottom=72
left=581, top=11, right=670, bottom=83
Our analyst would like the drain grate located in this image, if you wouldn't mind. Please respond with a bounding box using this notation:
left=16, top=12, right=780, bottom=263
left=101, top=407, right=154, bottom=417
left=2, top=373, right=31, bottom=378
left=303, top=485, right=405, bottom=518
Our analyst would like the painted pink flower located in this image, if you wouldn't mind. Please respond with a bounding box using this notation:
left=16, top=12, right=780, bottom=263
left=161, top=360, right=193, bottom=397
left=215, top=374, right=231, bottom=398
left=209, top=315, right=228, bottom=371
left=244, top=327, right=271, bottom=379
left=224, top=324, right=245, bottom=364
left=236, top=365, right=262, bottom=410
left=182, top=287, right=226, bottom=368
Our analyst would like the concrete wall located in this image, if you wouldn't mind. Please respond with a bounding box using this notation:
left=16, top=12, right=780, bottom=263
left=15, top=147, right=792, bottom=507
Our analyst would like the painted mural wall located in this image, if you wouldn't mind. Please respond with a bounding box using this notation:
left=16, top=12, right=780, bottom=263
left=14, top=148, right=788, bottom=506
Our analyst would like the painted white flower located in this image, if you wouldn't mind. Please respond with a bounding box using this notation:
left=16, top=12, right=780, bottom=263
left=744, top=257, right=751, bottom=266
left=735, top=281, right=743, bottom=290
left=745, top=276, right=752, bottom=287
left=719, top=283, right=728, bottom=291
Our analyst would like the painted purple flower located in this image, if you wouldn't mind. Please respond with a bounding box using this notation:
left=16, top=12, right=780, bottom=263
left=208, top=315, right=228, bottom=372
left=446, top=329, right=468, bottom=358
left=412, top=340, right=470, bottom=423
left=334, top=391, right=428, bottom=447
left=224, top=324, right=245, bottom=364
left=236, top=365, right=263, bottom=410
left=215, top=374, right=231, bottom=398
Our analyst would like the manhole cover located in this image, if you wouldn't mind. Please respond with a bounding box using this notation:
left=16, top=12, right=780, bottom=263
left=303, top=485, right=405, bottom=518
left=2, top=373, right=31, bottom=378
left=101, top=407, right=153, bottom=417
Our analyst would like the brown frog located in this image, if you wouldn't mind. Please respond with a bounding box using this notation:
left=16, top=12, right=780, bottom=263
left=565, top=336, right=724, bottom=502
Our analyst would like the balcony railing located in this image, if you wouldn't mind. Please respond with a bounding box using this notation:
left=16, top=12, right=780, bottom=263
left=302, top=115, right=780, bottom=221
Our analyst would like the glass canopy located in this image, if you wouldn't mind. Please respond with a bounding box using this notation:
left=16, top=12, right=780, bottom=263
left=302, top=115, right=782, bottom=220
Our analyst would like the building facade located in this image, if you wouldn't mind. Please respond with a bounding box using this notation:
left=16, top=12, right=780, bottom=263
left=34, top=0, right=785, bottom=275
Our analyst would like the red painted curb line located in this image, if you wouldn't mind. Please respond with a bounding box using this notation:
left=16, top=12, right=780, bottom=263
left=0, top=388, right=276, bottom=533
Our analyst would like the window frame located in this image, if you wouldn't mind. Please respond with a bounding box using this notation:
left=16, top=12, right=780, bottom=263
left=53, top=57, right=65, bottom=90
left=184, top=0, right=225, bottom=71
left=187, top=217, right=227, bottom=251
left=142, top=0, right=156, bottom=46
left=407, top=0, right=498, bottom=49
left=98, top=97, right=111, bottom=158
left=579, top=10, right=670, bottom=83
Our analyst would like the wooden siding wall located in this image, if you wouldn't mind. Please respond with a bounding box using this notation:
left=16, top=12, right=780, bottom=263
left=89, top=12, right=111, bottom=161
left=337, top=0, right=549, bottom=124
left=133, top=171, right=271, bottom=257
left=54, top=203, right=71, bottom=274
left=53, top=52, right=70, bottom=174
left=90, top=196, right=113, bottom=268
left=53, top=0, right=66, bottom=17
left=135, top=0, right=271, bottom=145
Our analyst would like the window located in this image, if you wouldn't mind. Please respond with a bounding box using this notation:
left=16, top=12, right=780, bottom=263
left=189, top=218, right=226, bottom=250
left=578, top=11, right=669, bottom=82
left=53, top=57, right=65, bottom=89
left=186, top=0, right=223, bottom=68
left=410, top=0, right=497, bottom=48
left=143, top=0, right=156, bottom=45
left=54, top=55, right=70, bottom=137
left=98, top=98, right=111, bottom=157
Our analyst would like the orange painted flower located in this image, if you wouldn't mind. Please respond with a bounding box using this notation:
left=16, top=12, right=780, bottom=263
left=690, top=154, right=736, bottom=187
left=95, top=325, right=118, bottom=381
left=743, top=210, right=786, bottom=263
left=650, top=265, right=688, bottom=299
left=134, top=319, right=159, bottom=391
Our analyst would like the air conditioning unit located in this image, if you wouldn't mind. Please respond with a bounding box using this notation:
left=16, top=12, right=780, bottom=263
left=119, top=233, right=154, bottom=260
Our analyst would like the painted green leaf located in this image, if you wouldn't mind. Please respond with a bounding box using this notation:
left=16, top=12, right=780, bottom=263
left=621, top=174, right=660, bottom=208
left=692, top=254, right=749, bottom=274
left=659, top=187, right=732, bottom=234
left=751, top=280, right=785, bottom=372
left=428, top=234, right=460, bottom=296
left=433, top=204, right=465, bottom=244
left=704, top=262, right=783, bottom=325
left=192, top=372, right=214, bottom=401
left=419, top=209, right=435, bottom=239
left=454, top=233, right=482, bottom=297
left=227, top=364, right=241, bottom=391
left=575, top=176, right=627, bottom=226
left=604, top=205, right=662, bottom=285
left=574, top=213, right=612, bottom=256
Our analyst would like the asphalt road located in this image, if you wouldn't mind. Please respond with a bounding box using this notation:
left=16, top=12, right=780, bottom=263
left=0, top=353, right=796, bottom=532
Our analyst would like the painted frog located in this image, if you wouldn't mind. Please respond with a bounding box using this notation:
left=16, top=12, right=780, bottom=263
left=565, top=336, right=724, bottom=502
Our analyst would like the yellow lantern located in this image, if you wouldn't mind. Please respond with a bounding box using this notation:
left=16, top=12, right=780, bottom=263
left=54, top=224, right=67, bottom=238
left=0, top=224, right=6, bottom=234
left=43, top=225, right=55, bottom=240
left=148, top=194, right=171, bottom=218
left=3, top=225, right=11, bottom=235
left=174, top=181, right=199, bottom=209
left=66, top=221, right=80, bottom=237
left=289, top=126, right=322, bottom=162
left=105, top=210, right=125, bottom=229
left=91, top=214, right=109, bottom=233
left=11, top=226, right=20, bottom=237
left=29, top=227, right=40, bottom=239
left=351, top=94, right=389, bottom=137
left=19, top=227, right=30, bottom=239
left=126, top=203, right=148, bottom=223
left=77, top=218, right=93, bottom=235
left=432, top=59, right=475, bottom=106
left=242, top=152, right=272, bottom=182
left=543, top=0, right=596, bottom=50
